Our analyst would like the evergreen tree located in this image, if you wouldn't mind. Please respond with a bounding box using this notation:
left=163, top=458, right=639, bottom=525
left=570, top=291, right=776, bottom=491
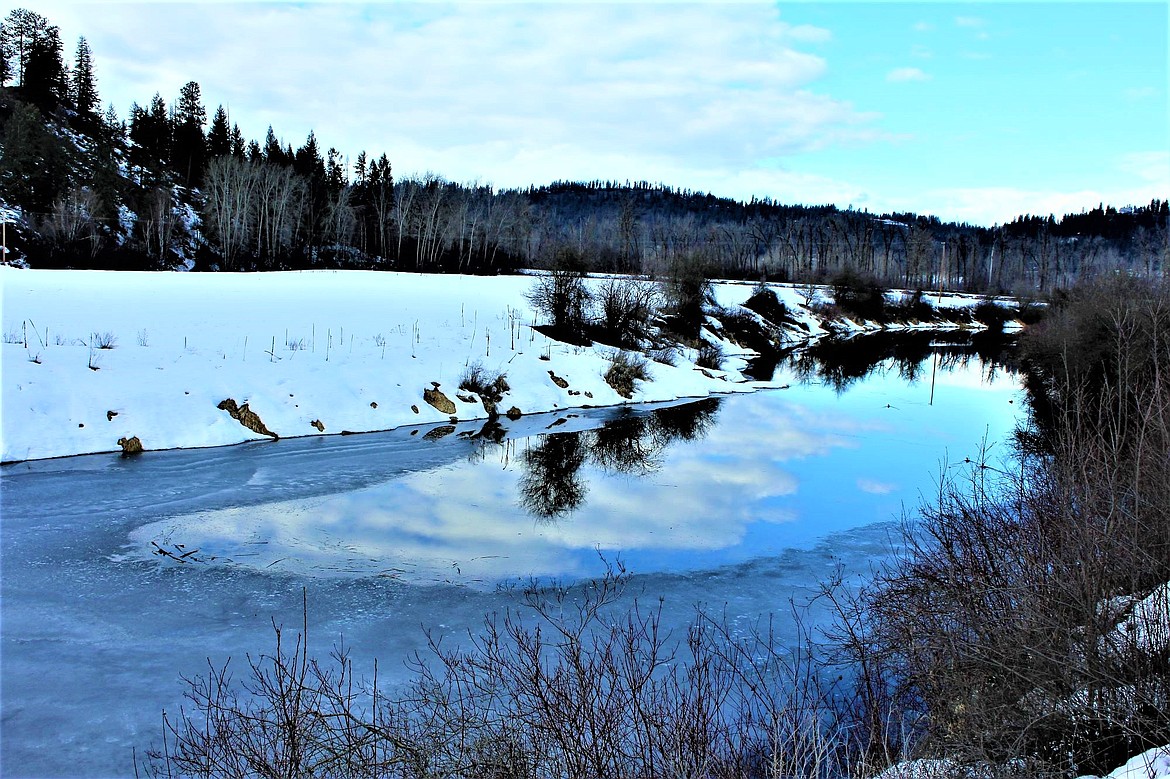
left=263, top=126, right=286, bottom=165
left=0, top=9, right=49, bottom=89
left=171, top=80, right=206, bottom=188
left=103, top=103, right=124, bottom=145
left=70, top=36, right=98, bottom=121
left=229, top=123, right=245, bottom=158
left=326, top=146, right=345, bottom=191
left=0, top=100, right=70, bottom=212
left=0, top=30, right=9, bottom=86
left=294, top=131, right=324, bottom=181
left=19, top=18, right=66, bottom=111
left=206, top=105, right=231, bottom=158
left=128, top=93, right=172, bottom=179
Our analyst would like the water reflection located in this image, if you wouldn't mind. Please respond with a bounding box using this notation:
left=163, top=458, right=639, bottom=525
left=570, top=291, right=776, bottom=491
left=748, top=329, right=1018, bottom=389
left=518, top=400, right=722, bottom=519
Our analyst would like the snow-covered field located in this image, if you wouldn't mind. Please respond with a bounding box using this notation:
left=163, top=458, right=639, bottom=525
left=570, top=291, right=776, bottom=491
left=2, top=269, right=806, bottom=463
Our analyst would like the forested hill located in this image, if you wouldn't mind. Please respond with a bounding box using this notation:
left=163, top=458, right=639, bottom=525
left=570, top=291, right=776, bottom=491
left=1, top=8, right=1166, bottom=294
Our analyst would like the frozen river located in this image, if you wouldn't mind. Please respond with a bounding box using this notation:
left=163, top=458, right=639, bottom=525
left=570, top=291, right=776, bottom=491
left=0, top=338, right=1022, bottom=777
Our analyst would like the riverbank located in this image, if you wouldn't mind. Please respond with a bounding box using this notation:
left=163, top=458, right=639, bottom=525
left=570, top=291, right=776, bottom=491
left=1, top=268, right=1012, bottom=463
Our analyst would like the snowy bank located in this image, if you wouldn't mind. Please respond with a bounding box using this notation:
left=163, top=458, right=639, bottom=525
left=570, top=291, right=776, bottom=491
left=2, top=269, right=777, bottom=463
left=1, top=268, right=1016, bottom=463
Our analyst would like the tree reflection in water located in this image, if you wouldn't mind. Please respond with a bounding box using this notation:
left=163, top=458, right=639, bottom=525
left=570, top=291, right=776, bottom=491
left=504, top=331, right=1016, bottom=521
left=783, top=329, right=1018, bottom=392
left=518, top=398, right=723, bottom=520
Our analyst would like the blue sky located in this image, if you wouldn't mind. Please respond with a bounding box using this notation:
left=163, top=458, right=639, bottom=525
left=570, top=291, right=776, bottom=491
left=20, top=1, right=1170, bottom=226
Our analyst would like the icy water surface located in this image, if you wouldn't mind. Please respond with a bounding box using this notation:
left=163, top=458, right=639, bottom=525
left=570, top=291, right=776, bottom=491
left=1, top=337, right=1022, bottom=777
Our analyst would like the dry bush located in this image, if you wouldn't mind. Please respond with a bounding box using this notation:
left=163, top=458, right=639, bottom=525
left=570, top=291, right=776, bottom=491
left=593, top=276, right=661, bottom=348
left=145, top=565, right=864, bottom=779
left=458, top=361, right=510, bottom=401
left=837, top=277, right=1170, bottom=777
left=603, top=350, right=650, bottom=398
left=696, top=340, right=725, bottom=370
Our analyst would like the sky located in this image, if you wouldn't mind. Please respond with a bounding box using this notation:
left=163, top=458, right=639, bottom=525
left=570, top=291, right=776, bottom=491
left=16, top=1, right=1170, bottom=227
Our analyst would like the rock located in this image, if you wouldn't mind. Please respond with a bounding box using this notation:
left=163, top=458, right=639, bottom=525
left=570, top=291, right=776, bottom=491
left=423, top=387, right=457, bottom=415
left=310, top=419, right=325, bottom=432
left=370, top=401, right=378, bottom=409
left=585, top=391, right=593, bottom=399
left=547, top=370, right=569, bottom=389
left=106, top=410, right=118, bottom=421
left=568, top=389, right=580, bottom=396
left=456, top=393, right=477, bottom=404
left=117, top=436, right=143, bottom=456
left=411, top=404, right=420, bottom=414
left=423, top=424, right=456, bottom=440
left=217, top=398, right=278, bottom=439
left=506, top=406, right=523, bottom=420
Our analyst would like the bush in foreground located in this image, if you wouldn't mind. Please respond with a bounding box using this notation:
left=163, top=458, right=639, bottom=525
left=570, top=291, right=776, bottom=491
left=144, top=566, right=860, bottom=779
left=836, top=276, right=1170, bottom=777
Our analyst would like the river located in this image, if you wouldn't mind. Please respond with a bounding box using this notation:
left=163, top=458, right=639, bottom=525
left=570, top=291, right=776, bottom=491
left=0, top=334, right=1022, bottom=777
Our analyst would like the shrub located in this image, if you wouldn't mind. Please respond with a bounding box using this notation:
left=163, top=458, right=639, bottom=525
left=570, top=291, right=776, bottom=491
left=526, top=248, right=593, bottom=342
left=830, top=268, right=888, bottom=322
left=603, top=350, right=650, bottom=398
left=458, top=361, right=510, bottom=401
left=972, top=298, right=1012, bottom=331
left=91, top=331, right=117, bottom=349
left=146, top=564, right=859, bottom=779
left=841, top=277, right=1170, bottom=776
left=744, top=285, right=790, bottom=326
left=696, top=339, right=725, bottom=370
left=717, top=306, right=783, bottom=355
left=593, top=276, right=661, bottom=348
left=1016, top=299, right=1045, bottom=325
left=663, top=250, right=714, bottom=339
left=650, top=347, right=677, bottom=366
left=886, top=289, right=935, bottom=322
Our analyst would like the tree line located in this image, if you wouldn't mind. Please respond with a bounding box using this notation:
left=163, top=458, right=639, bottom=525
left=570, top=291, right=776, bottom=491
left=1, top=7, right=1166, bottom=293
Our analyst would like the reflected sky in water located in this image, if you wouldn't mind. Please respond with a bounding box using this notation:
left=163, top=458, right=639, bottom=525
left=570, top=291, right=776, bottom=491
left=131, top=349, right=1023, bottom=587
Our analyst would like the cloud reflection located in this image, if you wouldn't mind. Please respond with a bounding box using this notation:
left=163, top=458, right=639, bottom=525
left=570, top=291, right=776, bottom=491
left=130, top=359, right=1021, bottom=588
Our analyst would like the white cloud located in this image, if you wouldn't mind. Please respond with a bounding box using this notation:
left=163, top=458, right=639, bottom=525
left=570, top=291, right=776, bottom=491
left=857, top=478, right=897, bottom=495
left=887, top=67, right=931, bottom=83
left=36, top=2, right=872, bottom=191
left=912, top=21, right=934, bottom=33
left=1117, top=151, right=1170, bottom=186
left=918, top=182, right=1168, bottom=227
left=955, top=16, right=986, bottom=28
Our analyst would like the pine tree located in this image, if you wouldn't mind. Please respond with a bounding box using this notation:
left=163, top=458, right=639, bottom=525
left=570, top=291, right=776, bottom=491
left=103, top=103, right=124, bottom=145
left=71, top=36, right=98, bottom=121
left=229, top=123, right=245, bottom=159
left=0, top=30, right=9, bottom=86
left=206, top=105, right=231, bottom=158
left=0, top=9, right=48, bottom=88
left=19, top=17, right=66, bottom=111
left=0, top=100, right=69, bottom=212
left=263, top=126, right=286, bottom=165
left=171, top=80, right=206, bottom=188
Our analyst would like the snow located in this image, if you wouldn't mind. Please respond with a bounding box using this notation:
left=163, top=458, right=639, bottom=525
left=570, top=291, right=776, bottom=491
left=1106, top=582, right=1170, bottom=655
left=875, top=746, right=1170, bottom=779
left=1078, top=746, right=1170, bottom=779
left=1, top=269, right=777, bottom=463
